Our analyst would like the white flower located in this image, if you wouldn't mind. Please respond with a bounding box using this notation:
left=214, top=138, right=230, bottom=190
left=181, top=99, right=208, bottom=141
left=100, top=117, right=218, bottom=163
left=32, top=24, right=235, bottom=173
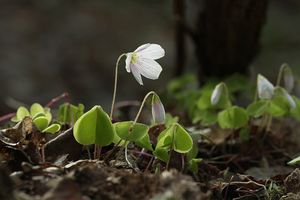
left=257, top=74, right=274, bottom=100
left=211, top=83, right=224, bottom=105
left=282, top=64, right=294, bottom=92
left=125, top=43, right=165, bottom=85
left=152, top=94, right=166, bottom=124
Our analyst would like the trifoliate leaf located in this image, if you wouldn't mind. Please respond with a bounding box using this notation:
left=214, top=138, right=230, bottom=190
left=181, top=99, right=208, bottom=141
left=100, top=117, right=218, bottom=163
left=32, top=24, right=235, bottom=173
left=42, top=123, right=61, bottom=134
left=247, top=100, right=269, bottom=118
left=267, top=96, right=290, bottom=117
left=135, top=133, right=153, bottom=151
left=155, top=123, right=193, bottom=154
left=114, top=121, right=149, bottom=142
left=218, top=106, right=249, bottom=129
left=73, top=105, right=115, bottom=146
left=33, top=116, right=49, bottom=131
left=173, top=124, right=193, bottom=153
left=11, top=106, right=30, bottom=122
left=30, top=103, right=45, bottom=119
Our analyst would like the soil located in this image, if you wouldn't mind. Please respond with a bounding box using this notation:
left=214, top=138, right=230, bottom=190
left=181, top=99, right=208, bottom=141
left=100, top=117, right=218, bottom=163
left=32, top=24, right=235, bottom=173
left=1, top=116, right=300, bottom=200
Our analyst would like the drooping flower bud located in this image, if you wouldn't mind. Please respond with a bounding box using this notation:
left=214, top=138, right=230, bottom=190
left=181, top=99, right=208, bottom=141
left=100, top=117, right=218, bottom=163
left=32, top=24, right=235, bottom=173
left=211, top=83, right=224, bottom=105
left=257, top=74, right=274, bottom=100
left=151, top=94, right=166, bottom=124
left=282, top=63, right=294, bottom=92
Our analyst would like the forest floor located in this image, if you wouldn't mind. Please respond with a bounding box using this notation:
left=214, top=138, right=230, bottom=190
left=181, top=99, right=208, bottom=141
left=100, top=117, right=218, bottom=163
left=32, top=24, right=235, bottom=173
left=1, top=116, right=300, bottom=200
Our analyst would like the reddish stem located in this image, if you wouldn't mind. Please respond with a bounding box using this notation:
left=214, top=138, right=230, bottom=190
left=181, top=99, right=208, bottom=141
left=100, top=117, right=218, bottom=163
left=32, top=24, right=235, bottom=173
left=130, top=150, right=154, bottom=158
left=0, top=112, right=15, bottom=124
left=145, top=157, right=154, bottom=172
left=45, top=92, right=70, bottom=108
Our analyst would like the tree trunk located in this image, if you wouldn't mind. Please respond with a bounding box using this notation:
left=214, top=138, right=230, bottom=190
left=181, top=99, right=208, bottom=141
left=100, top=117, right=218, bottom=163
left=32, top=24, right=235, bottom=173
left=192, top=0, right=268, bottom=79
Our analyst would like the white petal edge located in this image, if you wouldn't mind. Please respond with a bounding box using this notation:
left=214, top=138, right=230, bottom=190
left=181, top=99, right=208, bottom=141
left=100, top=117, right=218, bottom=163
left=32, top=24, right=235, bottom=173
left=130, top=63, right=144, bottom=85
left=125, top=53, right=132, bottom=73
left=136, top=58, right=162, bottom=80
left=152, top=99, right=166, bottom=124
left=136, top=44, right=165, bottom=60
left=284, top=74, right=294, bottom=92
left=134, top=43, right=151, bottom=53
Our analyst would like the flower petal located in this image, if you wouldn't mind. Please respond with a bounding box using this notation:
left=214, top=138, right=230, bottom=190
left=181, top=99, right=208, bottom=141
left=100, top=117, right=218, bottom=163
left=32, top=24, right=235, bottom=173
left=257, top=74, right=274, bottom=100
left=136, top=44, right=165, bottom=60
left=152, top=94, right=166, bottom=124
left=283, top=66, right=294, bottom=92
left=125, top=53, right=132, bottom=73
left=130, top=63, right=144, bottom=85
left=134, top=43, right=151, bottom=52
left=211, top=83, right=224, bottom=105
left=136, top=58, right=162, bottom=80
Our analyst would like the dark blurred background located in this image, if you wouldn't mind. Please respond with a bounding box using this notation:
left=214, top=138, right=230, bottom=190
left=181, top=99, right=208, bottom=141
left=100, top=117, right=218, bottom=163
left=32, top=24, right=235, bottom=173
left=0, top=0, right=299, bottom=114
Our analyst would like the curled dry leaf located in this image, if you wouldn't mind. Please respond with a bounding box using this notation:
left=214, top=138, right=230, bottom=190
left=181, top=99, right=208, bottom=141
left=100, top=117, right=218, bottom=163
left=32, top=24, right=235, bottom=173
left=0, top=117, right=33, bottom=146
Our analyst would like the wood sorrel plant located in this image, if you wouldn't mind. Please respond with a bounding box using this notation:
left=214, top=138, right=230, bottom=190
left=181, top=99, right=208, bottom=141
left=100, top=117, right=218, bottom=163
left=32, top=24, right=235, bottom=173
left=58, top=103, right=84, bottom=126
left=73, top=43, right=194, bottom=170
left=247, top=65, right=296, bottom=132
left=74, top=43, right=166, bottom=160
left=210, top=82, right=249, bottom=130
left=113, top=91, right=164, bottom=167
left=110, top=43, right=165, bottom=119
left=8, top=103, right=61, bottom=163
left=11, top=103, right=61, bottom=134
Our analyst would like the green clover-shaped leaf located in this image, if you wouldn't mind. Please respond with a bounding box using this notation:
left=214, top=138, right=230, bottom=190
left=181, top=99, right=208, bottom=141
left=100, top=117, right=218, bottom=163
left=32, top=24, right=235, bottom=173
left=73, top=105, right=115, bottom=146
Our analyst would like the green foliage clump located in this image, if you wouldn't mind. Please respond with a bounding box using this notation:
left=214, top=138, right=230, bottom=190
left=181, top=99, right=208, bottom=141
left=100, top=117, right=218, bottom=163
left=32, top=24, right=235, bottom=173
left=58, top=103, right=84, bottom=125
left=11, top=103, right=60, bottom=134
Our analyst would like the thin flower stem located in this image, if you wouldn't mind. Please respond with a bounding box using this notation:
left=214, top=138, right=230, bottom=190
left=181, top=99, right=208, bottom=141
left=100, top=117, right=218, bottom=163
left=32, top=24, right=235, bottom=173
left=166, top=150, right=172, bottom=170
left=123, top=91, right=157, bottom=150
left=125, top=145, right=134, bottom=169
left=0, top=113, right=15, bottom=124
left=276, top=64, right=286, bottom=87
left=93, top=144, right=99, bottom=159
left=267, top=65, right=287, bottom=131
left=254, top=87, right=258, bottom=102
left=116, top=91, right=157, bottom=169
left=41, top=145, right=45, bottom=163
left=180, top=154, right=185, bottom=172
left=266, top=114, right=273, bottom=132
left=132, top=91, right=156, bottom=126
left=259, top=113, right=269, bottom=133
left=145, top=157, right=154, bottom=172
left=122, top=91, right=157, bottom=156
left=45, top=92, right=69, bottom=108
left=130, top=150, right=154, bottom=158
left=223, top=83, right=232, bottom=108
left=98, top=146, right=102, bottom=159
left=86, top=145, right=92, bottom=160
left=166, top=125, right=177, bottom=170
left=110, top=53, right=126, bottom=119
left=93, top=145, right=102, bottom=160
left=103, top=139, right=123, bottom=162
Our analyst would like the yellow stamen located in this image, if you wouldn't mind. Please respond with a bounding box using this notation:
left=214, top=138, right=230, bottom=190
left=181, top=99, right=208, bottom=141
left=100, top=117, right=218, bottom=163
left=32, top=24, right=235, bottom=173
left=131, top=53, right=138, bottom=64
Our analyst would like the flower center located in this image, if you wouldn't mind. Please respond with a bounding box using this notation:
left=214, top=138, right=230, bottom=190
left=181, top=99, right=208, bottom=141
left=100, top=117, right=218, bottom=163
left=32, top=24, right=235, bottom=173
left=131, top=53, right=138, bottom=64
